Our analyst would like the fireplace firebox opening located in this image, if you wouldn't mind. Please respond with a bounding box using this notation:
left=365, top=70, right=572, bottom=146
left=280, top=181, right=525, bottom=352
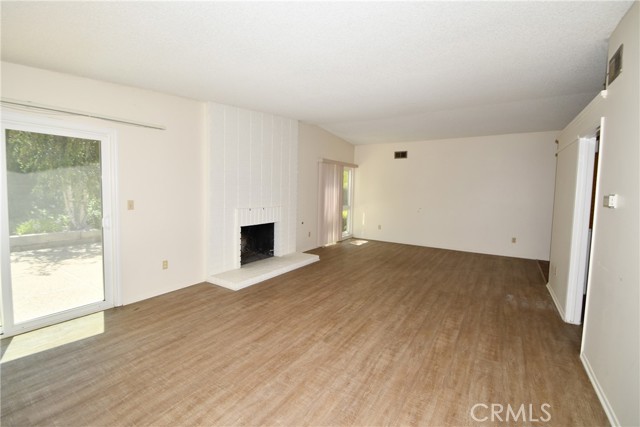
left=240, top=223, right=275, bottom=265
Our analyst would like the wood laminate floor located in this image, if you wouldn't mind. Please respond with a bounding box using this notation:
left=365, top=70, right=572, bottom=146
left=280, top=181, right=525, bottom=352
left=1, top=241, right=608, bottom=426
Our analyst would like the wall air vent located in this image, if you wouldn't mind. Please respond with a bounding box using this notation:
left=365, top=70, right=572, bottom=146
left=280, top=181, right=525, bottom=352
left=394, top=151, right=408, bottom=159
left=607, top=44, right=623, bottom=86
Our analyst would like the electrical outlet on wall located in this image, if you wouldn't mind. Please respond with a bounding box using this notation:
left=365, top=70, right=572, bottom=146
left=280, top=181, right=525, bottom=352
left=162, top=260, right=168, bottom=270
left=511, top=237, right=517, bottom=244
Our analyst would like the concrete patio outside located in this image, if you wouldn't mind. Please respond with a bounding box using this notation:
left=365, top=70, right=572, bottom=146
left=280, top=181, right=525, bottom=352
left=8, top=242, right=104, bottom=324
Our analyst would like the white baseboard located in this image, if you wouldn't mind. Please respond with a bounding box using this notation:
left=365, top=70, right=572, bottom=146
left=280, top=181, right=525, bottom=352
left=581, top=353, right=620, bottom=427
left=546, top=283, right=566, bottom=321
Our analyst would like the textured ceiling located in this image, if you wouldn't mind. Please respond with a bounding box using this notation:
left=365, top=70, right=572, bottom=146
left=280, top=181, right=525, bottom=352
left=1, top=1, right=634, bottom=144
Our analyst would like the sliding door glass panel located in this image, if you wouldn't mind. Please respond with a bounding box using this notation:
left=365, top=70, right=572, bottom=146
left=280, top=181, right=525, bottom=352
left=342, top=168, right=353, bottom=238
left=5, top=130, right=104, bottom=324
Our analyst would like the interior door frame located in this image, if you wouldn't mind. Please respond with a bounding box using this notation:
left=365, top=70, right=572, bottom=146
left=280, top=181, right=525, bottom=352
left=0, top=111, right=120, bottom=337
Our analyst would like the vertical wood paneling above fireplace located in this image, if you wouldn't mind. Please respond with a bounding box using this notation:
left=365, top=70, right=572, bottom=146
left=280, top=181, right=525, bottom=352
left=206, top=102, right=298, bottom=275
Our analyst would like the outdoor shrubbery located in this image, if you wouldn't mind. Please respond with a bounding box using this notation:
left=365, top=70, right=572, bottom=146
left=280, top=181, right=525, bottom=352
left=6, top=130, right=102, bottom=235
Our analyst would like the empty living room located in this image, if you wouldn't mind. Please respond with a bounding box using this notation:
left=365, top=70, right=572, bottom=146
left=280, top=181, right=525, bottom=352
left=0, top=2, right=638, bottom=427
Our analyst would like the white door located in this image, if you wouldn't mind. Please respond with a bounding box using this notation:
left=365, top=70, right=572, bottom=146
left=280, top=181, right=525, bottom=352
left=548, top=136, right=596, bottom=324
left=1, top=113, right=117, bottom=336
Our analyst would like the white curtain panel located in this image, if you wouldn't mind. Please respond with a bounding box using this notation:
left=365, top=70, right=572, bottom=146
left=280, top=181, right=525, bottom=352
left=318, top=162, right=343, bottom=246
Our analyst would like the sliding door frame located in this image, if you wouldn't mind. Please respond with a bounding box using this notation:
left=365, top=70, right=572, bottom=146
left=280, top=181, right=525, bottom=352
left=341, top=166, right=355, bottom=240
left=0, top=111, right=120, bottom=337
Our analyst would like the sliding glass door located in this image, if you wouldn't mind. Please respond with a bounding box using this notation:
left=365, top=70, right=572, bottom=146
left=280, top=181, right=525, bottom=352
left=342, top=167, right=354, bottom=239
left=1, top=114, right=116, bottom=336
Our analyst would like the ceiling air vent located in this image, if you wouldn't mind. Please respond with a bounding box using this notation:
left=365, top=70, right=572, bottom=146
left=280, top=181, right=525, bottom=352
left=394, top=151, right=408, bottom=159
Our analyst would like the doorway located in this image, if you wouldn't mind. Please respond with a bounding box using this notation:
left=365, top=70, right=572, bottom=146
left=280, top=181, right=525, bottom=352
left=581, top=129, right=600, bottom=324
left=548, top=129, right=600, bottom=325
left=1, top=113, right=117, bottom=337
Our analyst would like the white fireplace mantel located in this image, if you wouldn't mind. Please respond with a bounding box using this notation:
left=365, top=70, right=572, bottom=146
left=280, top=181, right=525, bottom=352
left=237, top=206, right=281, bottom=226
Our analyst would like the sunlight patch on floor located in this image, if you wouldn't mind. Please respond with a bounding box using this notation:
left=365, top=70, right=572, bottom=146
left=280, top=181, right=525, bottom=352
left=349, top=239, right=368, bottom=246
left=1, top=312, right=104, bottom=363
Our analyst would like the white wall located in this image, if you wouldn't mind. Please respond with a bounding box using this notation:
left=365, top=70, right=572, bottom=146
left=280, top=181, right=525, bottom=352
left=297, top=123, right=354, bottom=252
left=547, top=141, right=582, bottom=320
left=580, top=3, right=639, bottom=426
left=1, top=62, right=206, bottom=305
left=353, top=131, right=558, bottom=260
left=207, top=103, right=298, bottom=275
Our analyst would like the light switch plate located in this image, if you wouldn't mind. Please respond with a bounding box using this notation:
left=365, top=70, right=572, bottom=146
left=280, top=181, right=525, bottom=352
left=603, top=194, right=618, bottom=209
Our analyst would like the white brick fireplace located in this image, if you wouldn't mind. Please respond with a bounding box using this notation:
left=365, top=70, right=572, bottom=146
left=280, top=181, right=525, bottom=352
left=206, top=103, right=318, bottom=290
